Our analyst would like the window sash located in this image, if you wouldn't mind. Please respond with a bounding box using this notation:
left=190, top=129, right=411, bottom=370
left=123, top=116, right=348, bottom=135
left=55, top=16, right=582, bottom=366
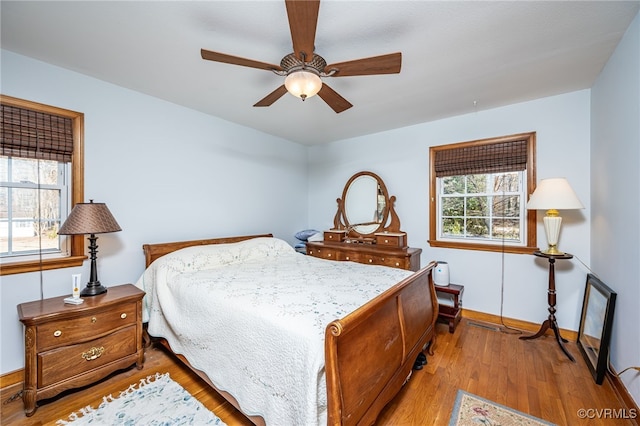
left=1, top=157, right=71, bottom=257
left=436, top=172, right=526, bottom=246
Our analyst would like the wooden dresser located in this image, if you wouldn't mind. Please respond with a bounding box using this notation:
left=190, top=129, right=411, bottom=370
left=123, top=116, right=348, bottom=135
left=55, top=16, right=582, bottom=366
left=306, top=241, right=422, bottom=271
left=17, top=284, right=145, bottom=416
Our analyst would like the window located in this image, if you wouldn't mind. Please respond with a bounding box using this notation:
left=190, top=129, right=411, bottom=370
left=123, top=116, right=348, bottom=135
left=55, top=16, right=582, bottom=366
left=0, top=95, right=85, bottom=275
left=429, top=132, right=538, bottom=254
left=1, top=157, right=69, bottom=256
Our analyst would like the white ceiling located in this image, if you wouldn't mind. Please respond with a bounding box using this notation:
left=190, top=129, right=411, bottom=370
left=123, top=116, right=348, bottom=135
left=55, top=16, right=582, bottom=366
left=1, top=1, right=638, bottom=146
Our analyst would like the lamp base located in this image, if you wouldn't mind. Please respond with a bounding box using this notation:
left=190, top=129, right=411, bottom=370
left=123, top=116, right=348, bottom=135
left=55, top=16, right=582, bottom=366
left=542, top=245, right=565, bottom=255
left=80, top=282, right=108, bottom=297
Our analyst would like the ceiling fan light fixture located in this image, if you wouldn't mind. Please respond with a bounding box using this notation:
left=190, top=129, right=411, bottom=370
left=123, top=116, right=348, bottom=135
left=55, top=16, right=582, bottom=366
left=284, top=70, right=322, bottom=101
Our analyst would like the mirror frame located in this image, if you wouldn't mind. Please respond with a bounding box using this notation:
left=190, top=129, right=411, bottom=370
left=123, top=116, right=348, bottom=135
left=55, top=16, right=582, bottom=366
left=333, top=171, right=402, bottom=240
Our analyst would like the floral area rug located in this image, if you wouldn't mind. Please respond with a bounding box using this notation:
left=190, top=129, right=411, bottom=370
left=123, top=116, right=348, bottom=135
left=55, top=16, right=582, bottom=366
left=449, top=390, right=556, bottom=426
left=57, top=372, right=226, bottom=425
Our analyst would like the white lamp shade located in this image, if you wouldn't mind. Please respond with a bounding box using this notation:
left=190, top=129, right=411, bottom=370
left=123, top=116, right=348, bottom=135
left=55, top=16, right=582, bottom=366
left=527, top=177, right=583, bottom=254
left=285, top=70, right=322, bottom=100
left=526, top=178, right=584, bottom=210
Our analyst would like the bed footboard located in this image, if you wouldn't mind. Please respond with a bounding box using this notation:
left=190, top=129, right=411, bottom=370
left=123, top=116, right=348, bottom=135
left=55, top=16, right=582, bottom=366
left=324, top=261, right=438, bottom=426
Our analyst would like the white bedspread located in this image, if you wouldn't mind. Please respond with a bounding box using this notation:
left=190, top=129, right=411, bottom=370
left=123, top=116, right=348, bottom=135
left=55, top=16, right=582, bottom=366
left=135, top=237, right=412, bottom=426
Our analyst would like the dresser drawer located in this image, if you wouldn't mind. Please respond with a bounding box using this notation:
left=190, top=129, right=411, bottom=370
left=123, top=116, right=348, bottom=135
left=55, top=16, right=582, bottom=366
left=342, top=252, right=361, bottom=263
left=38, top=325, right=137, bottom=387
left=379, top=256, right=409, bottom=269
left=37, top=303, right=137, bottom=351
left=375, top=232, right=407, bottom=248
left=308, top=247, right=344, bottom=261
left=359, top=254, right=408, bottom=269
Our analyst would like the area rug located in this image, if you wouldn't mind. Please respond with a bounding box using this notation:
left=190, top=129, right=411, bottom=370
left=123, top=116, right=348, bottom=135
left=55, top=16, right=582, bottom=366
left=449, top=390, right=556, bottom=426
left=56, top=372, right=226, bottom=425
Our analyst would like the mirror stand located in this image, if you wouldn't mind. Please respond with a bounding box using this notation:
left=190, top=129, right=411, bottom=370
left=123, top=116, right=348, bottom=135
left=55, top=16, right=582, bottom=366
left=306, top=171, right=420, bottom=270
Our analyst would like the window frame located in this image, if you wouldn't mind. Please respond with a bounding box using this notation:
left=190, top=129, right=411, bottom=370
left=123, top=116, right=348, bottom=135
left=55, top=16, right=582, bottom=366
left=428, top=132, right=538, bottom=254
left=1, top=95, right=86, bottom=275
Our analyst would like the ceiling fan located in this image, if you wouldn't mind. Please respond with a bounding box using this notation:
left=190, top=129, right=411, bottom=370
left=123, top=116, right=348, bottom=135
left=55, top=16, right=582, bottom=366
left=200, top=0, right=402, bottom=113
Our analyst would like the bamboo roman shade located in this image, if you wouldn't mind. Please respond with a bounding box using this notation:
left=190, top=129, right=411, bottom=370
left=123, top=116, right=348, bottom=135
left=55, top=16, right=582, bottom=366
left=1, top=103, right=74, bottom=162
left=434, top=139, right=528, bottom=177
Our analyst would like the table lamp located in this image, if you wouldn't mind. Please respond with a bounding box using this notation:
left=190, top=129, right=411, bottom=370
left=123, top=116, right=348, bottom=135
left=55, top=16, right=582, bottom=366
left=58, top=200, right=122, bottom=296
left=526, top=178, right=584, bottom=255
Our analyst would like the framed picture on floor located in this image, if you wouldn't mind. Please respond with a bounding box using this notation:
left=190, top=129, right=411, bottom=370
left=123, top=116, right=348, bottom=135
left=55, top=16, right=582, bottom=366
left=577, top=273, right=617, bottom=385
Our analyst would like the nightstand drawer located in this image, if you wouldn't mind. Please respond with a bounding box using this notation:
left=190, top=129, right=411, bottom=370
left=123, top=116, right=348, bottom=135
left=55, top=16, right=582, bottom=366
left=38, top=325, right=137, bottom=387
left=37, top=303, right=137, bottom=351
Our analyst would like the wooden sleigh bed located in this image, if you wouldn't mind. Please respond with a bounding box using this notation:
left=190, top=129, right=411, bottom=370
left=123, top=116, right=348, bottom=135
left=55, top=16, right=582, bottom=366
left=139, top=233, right=439, bottom=426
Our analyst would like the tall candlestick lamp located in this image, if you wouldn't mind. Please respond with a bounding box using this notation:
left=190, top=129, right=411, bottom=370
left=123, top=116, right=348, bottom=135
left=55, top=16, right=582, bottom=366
left=58, top=200, right=122, bottom=296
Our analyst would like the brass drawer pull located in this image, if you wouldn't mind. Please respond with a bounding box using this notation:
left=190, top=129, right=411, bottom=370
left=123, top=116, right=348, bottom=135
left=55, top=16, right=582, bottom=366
left=91, top=317, right=97, bottom=323
left=120, top=313, right=127, bottom=319
left=82, top=346, right=104, bottom=361
left=53, top=330, right=62, bottom=337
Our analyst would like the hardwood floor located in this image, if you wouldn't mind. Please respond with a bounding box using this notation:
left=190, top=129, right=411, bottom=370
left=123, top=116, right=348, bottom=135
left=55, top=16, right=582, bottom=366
left=1, top=319, right=635, bottom=425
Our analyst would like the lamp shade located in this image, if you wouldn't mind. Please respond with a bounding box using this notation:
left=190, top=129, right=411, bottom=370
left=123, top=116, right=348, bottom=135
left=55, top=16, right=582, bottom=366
left=58, top=200, right=121, bottom=235
left=526, top=178, right=583, bottom=255
left=526, top=178, right=584, bottom=211
left=285, top=70, right=322, bottom=100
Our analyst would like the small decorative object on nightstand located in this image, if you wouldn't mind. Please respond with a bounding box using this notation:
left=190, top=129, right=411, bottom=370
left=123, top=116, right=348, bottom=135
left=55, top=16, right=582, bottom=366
left=435, top=283, right=464, bottom=333
left=17, top=284, right=145, bottom=416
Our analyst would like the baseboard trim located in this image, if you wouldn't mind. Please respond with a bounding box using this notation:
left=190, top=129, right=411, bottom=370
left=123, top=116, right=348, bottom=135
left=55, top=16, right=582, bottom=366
left=0, top=368, right=23, bottom=389
left=461, top=308, right=578, bottom=341
left=607, top=366, right=640, bottom=424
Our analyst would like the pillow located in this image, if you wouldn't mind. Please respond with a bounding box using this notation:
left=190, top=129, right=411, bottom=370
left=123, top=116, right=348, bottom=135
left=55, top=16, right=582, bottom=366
left=295, top=229, right=320, bottom=241
left=153, top=237, right=295, bottom=273
left=307, top=232, right=324, bottom=242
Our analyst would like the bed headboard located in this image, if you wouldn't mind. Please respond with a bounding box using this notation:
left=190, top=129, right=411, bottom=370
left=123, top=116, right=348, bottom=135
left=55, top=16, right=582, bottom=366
left=142, top=233, right=273, bottom=267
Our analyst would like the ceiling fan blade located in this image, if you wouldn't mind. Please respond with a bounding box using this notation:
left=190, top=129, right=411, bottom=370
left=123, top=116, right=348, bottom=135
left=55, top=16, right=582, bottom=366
left=201, top=49, right=282, bottom=72
left=325, top=52, right=402, bottom=77
left=285, top=0, right=320, bottom=61
left=254, top=85, right=289, bottom=107
left=317, top=83, right=353, bottom=113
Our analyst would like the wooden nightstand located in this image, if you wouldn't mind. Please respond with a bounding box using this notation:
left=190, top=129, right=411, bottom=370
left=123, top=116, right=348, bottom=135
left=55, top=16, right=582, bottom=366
left=17, top=284, right=145, bottom=416
left=435, top=283, right=464, bottom=333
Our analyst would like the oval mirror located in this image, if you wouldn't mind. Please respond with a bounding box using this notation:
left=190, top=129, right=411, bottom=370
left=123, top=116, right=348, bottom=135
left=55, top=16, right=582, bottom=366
left=342, top=172, right=388, bottom=236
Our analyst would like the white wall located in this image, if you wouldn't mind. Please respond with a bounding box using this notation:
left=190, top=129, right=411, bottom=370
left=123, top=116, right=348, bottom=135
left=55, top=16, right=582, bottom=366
left=0, top=50, right=309, bottom=375
left=308, top=90, right=592, bottom=334
left=591, top=12, right=640, bottom=405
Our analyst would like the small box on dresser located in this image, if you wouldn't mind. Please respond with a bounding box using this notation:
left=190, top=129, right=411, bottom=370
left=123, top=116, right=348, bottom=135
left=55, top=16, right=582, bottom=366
left=324, top=229, right=347, bottom=242
left=17, top=284, right=145, bottom=416
left=374, top=232, right=407, bottom=248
